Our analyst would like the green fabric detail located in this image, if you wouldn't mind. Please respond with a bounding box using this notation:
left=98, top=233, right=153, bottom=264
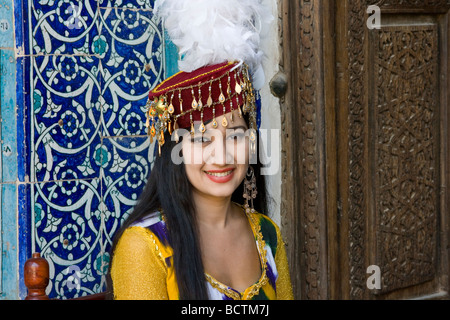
left=259, top=216, right=278, bottom=257
left=251, top=288, right=269, bottom=300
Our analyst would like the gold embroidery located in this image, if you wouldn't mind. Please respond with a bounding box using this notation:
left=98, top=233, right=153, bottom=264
left=151, top=62, right=234, bottom=94
left=244, top=208, right=268, bottom=300
left=149, top=232, right=165, bottom=264
left=205, top=273, right=242, bottom=300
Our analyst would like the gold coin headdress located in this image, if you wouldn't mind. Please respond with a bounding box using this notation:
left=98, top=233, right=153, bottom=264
left=146, top=61, right=258, bottom=155
left=147, top=0, right=272, bottom=155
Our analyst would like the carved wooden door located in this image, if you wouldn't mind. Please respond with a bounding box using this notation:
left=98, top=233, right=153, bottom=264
left=279, top=0, right=450, bottom=300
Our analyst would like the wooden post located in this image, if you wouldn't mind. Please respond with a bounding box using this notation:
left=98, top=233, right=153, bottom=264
left=24, top=252, right=49, bottom=300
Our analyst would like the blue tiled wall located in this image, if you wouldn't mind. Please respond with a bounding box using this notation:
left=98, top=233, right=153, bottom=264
left=0, top=0, right=177, bottom=299
left=1, top=0, right=19, bottom=300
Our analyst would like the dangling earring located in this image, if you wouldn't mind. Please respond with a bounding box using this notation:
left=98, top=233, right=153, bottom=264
left=243, top=166, right=257, bottom=214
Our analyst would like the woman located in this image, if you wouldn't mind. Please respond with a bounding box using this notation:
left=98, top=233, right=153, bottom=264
left=107, top=61, right=293, bottom=300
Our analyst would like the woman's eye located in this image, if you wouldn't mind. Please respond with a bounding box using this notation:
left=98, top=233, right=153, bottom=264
left=227, top=133, right=245, bottom=141
left=191, top=136, right=211, bottom=143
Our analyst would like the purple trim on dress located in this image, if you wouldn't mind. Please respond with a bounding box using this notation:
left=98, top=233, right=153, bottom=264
left=148, top=221, right=169, bottom=245
left=165, top=256, right=172, bottom=268
left=223, top=294, right=233, bottom=300
left=265, top=262, right=277, bottom=291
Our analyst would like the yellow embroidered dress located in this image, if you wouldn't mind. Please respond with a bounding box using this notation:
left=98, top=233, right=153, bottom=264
left=111, top=208, right=294, bottom=300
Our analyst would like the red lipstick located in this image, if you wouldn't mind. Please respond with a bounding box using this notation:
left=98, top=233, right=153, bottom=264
left=204, top=168, right=235, bottom=183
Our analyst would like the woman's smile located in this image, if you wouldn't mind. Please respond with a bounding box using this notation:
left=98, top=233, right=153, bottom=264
left=181, top=109, right=249, bottom=198
left=204, top=168, right=235, bottom=183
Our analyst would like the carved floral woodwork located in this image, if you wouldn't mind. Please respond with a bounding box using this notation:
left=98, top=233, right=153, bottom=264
left=373, top=26, right=439, bottom=293
left=280, top=0, right=449, bottom=300
left=346, top=0, right=447, bottom=298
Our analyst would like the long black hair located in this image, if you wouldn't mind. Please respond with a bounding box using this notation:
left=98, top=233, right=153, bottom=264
left=106, top=116, right=270, bottom=300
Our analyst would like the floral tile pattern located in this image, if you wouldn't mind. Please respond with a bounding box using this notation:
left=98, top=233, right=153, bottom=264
left=30, top=0, right=99, bottom=56
left=101, top=136, right=156, bottom=251
left=97, top=0, right=154, bottom=10
left=33, top=179, right=104, bottom=299
left=99, top=7, right=164, bottom=138
left=19, top=0, right=173, bottom=298
left=31, top=54, right=103, bottom=183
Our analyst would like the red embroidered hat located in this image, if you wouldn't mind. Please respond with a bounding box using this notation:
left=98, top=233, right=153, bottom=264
left=146, top=61, right=257, bottom=155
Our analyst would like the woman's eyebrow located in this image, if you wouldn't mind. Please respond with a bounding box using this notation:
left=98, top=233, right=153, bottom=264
left=225, top=125, right=247, bottom=131
left=200, top=125, right=248, bottom=135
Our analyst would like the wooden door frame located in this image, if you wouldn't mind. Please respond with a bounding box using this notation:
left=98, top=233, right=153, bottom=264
left=279, top=0, right=450, bottom=300
left=278, top=0, right=337, bottom=300
left=335, top=0, right=450, bottom=300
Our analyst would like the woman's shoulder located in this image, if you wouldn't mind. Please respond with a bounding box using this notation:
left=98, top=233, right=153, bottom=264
left=121, top=211, right=170, bottom=247
left=130, top=211, right=164, bottom=229
left=117, top=211, right=172, bottom=260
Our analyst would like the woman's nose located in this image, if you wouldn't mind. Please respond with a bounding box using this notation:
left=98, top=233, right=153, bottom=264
left=207, top=134, right=233, bottom=165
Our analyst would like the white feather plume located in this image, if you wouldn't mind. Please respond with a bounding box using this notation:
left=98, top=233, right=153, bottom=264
left=154, top=0, right=272, bottom=90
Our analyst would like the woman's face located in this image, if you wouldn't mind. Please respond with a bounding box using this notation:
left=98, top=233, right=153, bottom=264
left=181, top=109, right=249, bottom=200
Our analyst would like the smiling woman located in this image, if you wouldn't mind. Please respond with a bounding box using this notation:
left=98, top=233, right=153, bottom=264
left=182, top=111, right=249, bottom=199
left=106, top=0, right=293, bottom=300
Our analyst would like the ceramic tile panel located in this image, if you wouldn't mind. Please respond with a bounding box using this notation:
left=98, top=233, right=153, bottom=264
left=1, top=49, right=17, bottom=183
left=30, top=0, right=100, bottom=56
left=97, top=0, right=154, bottom=10
left=30, top=54, right=103, bottom=183
left=99, top=7, right=165, bottom=138
left=0, top=183, right=18, bottom=299
left=15, top=55, right=32, bottom=183
left=0, top=0, right=14, bottom=48
left=17, top=182, right=32, bottom=298
left=14, top=0, right=174, bottom=298
left=31, top=179, right=105, bottom=298
left=0, top=0, right=17, bottom=297
left=101, top=135, right=156, bottom=251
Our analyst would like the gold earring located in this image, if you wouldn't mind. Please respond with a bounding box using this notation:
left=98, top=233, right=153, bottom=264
left=243, top=166, right=257, bottom=214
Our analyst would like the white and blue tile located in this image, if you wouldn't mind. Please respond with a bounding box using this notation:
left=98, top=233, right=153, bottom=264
left=101, top=135, right=156, bottom=251
left=99, top=7, right=164, bottom=138
left=14, top=0, right=177, bottom=298
left=31, top=54, right=103, bottom=183
left=30, top=0, right=100, bottom=56
left=98, top=0, right=154, bottom=10
left=0, top=0, right=18, bottom=300
left=31, top=179, right=104, bottom=299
